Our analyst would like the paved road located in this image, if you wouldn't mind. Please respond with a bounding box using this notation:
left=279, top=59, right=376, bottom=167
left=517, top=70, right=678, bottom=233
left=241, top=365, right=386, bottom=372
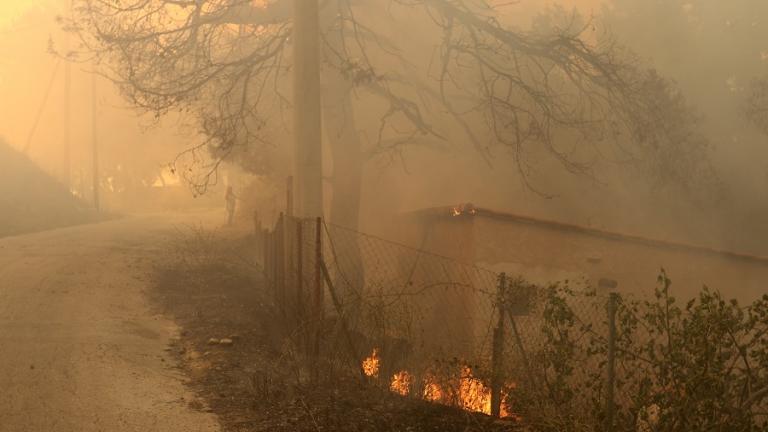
left=0, top=212, right=223, bottom=432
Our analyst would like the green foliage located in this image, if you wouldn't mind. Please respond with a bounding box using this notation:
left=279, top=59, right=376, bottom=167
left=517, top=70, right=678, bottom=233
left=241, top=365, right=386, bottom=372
left=512, top=271, right=768, bottom=432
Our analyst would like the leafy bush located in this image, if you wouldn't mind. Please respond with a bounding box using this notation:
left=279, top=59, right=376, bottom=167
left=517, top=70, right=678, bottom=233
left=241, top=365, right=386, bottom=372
left=508, top=271, right=768, bottom=432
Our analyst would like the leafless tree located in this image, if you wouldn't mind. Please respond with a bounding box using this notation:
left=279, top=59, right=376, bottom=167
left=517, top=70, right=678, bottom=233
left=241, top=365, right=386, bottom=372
left=746, top=77, right=768, bottom=134
left=68, top=0, right=715, bottom=227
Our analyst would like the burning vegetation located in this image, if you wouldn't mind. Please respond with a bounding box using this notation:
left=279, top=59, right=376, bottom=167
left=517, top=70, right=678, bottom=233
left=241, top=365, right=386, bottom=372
left=389, top=371, right=413, bottom=396
left=362, top=349, right=517, bottom=419
left=362, top=348, right=380, bottom=378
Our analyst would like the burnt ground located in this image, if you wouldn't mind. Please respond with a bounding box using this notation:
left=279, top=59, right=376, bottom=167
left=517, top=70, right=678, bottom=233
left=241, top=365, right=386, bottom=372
left=149, top=227, right=522, bottom=432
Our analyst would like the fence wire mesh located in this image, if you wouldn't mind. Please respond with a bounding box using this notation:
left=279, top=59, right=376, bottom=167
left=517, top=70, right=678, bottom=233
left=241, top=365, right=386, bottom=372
left=257, top=215, right=665, bottom=426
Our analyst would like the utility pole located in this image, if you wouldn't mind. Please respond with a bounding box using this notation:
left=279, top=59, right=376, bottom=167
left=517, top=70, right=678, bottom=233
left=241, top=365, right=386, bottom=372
left=91, top=70, right=100, bottom=211
left=63, top=40, right=72, bottom=189
left=62, top=0, right=72, bottom=190
left=292, top=0, right=323, bottom=218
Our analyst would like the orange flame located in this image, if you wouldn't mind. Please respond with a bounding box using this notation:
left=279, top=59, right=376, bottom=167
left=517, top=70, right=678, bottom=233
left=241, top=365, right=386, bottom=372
left=451, top=203, right=477, bottom=217
left=362, top=348, right=380, bottom=378
left=423, top=375, right=444, bottom=402
left=459, top=366, right=493, bottom=414
left=458, top=366, right=515, bottom=418
left=363, top=352, right=517, bottom=419
left=390, top=371, right=412, bottom=396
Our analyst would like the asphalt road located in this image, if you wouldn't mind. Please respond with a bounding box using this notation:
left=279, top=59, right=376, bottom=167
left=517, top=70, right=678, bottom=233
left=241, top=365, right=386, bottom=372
left=0, top=212, right=223, bottom=432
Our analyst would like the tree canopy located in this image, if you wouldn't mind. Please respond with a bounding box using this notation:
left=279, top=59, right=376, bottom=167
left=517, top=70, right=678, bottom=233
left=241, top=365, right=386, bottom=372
left=69, top=0, right=717, bottom=222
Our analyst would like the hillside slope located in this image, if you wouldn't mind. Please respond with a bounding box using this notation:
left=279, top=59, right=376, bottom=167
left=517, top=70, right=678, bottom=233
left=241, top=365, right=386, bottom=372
left=0, top=140, right=98, bottom=237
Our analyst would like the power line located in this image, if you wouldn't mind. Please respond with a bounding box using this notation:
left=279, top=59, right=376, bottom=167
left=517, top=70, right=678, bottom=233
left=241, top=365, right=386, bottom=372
left=23, top=58, right=62, bottom=154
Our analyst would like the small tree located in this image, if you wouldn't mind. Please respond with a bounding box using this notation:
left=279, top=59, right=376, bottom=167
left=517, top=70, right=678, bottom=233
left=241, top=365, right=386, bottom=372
left=69, top=0, right=715, bottom=226
left=512, top=272, right=768, bottom=431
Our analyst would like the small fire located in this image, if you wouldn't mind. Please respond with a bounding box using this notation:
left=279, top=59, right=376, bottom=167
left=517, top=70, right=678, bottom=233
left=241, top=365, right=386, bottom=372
left=458, top=366, right=514, bottom=418
left=390, top=371, right=412, bottom=396
left=459, top=366, right=492, bottom=414
left=362, top=348, right=380, bottom=378
left=451, top=203, right=477, bottom=217
left=423, top=375, right=444, bottom=402
left=362, top=351, right=517, bottom=419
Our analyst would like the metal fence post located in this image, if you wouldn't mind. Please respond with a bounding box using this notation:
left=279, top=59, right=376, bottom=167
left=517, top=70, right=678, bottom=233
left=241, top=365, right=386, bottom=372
left=310, top=216, right=323, bottom=382
left=320, top=258, right=362, bottom=376
left=605, top=292, right=618, bottom=432
left=253, top=209, right=261, bottom=236
left=286, top=176, right=294, bottom=217
left=286, top=217, right=295, bottom=323
left=264, top=231, right=275, bottom=286
left=491, top=272, right=508, bottom=418
left=296, top=220, right=304, bottom=330
left=276, top=213, right=286, bottom=316
left=506, top=279, right=537, bottom=394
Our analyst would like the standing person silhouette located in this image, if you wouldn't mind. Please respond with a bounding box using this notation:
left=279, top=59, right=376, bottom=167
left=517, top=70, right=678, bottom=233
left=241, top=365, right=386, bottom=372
left=225, top=186, right=237, bottom=226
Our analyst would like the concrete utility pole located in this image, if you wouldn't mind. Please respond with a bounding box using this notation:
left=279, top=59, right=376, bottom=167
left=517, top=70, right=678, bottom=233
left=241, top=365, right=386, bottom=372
left=91, top=71, right=100, bottom=211
left=292, top=0, right=323, bottom=218
left=63, top=35, right=72, bottom=189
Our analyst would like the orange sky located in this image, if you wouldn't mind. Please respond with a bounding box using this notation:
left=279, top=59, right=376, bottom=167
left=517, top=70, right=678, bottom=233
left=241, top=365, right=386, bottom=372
left=0, top=0, right=608, bottom=29
left=0, top=1, right=51, bottom=29
left=0, top=0, right=608, bottom=184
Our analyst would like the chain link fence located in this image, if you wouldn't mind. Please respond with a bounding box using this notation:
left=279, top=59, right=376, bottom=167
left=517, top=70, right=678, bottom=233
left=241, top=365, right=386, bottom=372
left=255, top=212, right=707, bottom=431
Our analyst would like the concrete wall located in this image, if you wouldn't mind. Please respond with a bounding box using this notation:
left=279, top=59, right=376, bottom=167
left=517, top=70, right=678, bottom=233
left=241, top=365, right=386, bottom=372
left=398, top=208, right=768, bottom=303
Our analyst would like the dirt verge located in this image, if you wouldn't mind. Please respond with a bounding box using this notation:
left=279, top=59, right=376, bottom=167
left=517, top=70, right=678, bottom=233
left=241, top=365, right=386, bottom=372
left=149, top=227, right=521, bottom=431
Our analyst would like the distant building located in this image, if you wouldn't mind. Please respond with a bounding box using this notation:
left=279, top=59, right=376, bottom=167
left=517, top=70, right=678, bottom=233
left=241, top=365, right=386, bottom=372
left=393, top=205, right=768, bottom=302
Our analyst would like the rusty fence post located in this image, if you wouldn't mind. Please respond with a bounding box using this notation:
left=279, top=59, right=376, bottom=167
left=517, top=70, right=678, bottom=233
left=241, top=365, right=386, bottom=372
left=296, top=220, right=304, bottom=330
left=262, top=231, right=269, bottom=279
left=273, top=216, right=279, bottom=311
left=276, top=213, right=285, bottom=315
left=605, top=292, right=619, bottom=432
left=286, top=176, right=294, bottom=218
left=320, top=258, right=361, bottom=376
left=310, top=216, right=324, bottom=382
left=268, top=231, right=275, bottom=283
left=506, top=280, right=537, bottom=395
left=285, top=217, right=295, bottom=323
left=491, top=273, right=507, bottom=418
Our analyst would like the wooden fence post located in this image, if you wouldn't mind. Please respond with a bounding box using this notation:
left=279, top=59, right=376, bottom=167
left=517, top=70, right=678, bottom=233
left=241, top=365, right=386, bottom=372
left=506, top=279, right=537, bottom=394
left=261, top=231, right=272, bottom=289
left=605, top=292, right=619, bottom=432
left=491, top=272, right=508, bottom=418
left=296, top=220, right=304, bottom=329
left=276, top=213, right=285, bottom=316
left=253, top=209, right=261, bottom=236
left=285, top=217, right=295, bottom=323
left=320, top=259, right=361, bottom=375
left=310, top=216, right=323, bottom=382
left=287, top=176, right=294, bottom=217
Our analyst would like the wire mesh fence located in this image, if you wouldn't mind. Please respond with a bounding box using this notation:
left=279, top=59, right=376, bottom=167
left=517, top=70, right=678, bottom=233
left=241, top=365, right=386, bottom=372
left=255, top=212, right=743, bottom=431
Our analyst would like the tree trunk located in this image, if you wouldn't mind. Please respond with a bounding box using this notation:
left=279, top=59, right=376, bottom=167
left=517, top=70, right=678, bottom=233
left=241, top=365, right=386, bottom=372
left=321, top=2, right=365, bottom=311
left=322, top=68, right=366, bottom=308
left=292, top=0, right=324, bottom=218
left=323, top=75, right=363, bottom=231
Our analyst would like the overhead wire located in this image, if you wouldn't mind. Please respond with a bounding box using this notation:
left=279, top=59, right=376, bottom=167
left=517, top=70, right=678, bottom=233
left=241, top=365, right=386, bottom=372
left=23, top=58, right=63, bottom=154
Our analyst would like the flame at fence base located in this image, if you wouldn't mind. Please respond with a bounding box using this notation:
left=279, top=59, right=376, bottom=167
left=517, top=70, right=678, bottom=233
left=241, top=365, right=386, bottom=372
left=384, top=364, right=516, bottom=419
left=362, top=348, right=380, bottom=378
left=459, top=366, right=492, bottom=414
left=458, top=366, right=514, bottom=417
left=364, top=348, right=517, bottom=418
left=390, top=371, right=413, bottom=396
left=423, top=376, right=443, bottom=402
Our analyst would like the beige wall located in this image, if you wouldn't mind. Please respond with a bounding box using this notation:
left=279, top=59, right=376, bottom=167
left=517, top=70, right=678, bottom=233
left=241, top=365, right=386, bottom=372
left=395, top=210, right=768, bottom=303
left=473, top=216, right=768, bottom=303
